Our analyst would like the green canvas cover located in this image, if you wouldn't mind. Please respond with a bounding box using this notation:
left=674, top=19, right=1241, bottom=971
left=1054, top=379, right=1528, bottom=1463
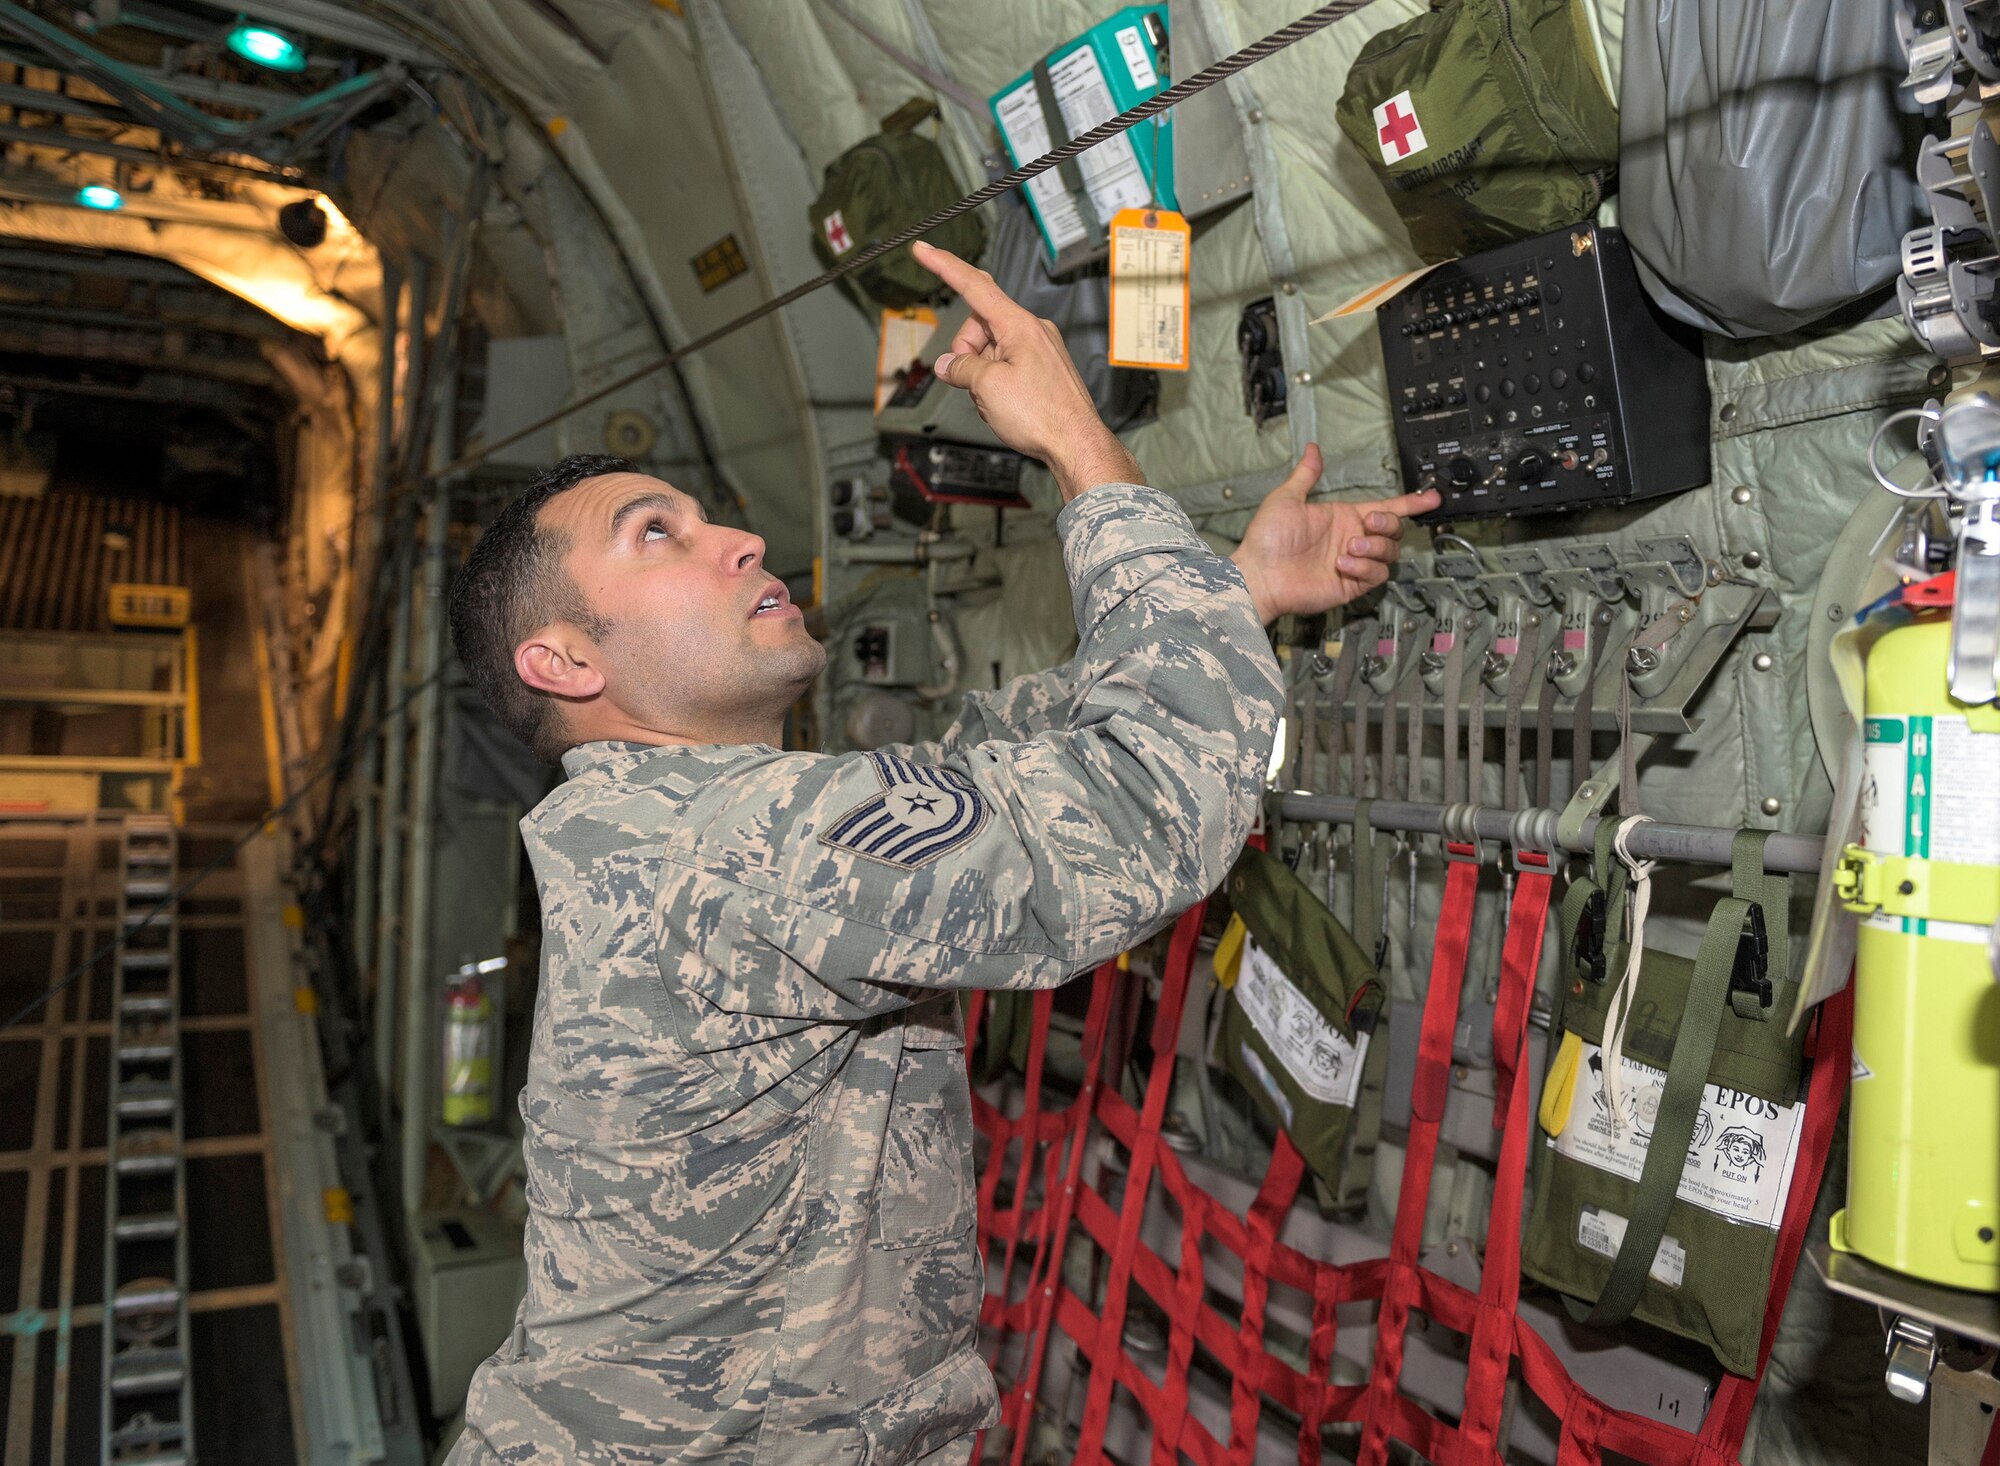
left=808, top=96, right=987, bottom=310
left=1334, top=0, right=1618, bottom=263
left=1523, top=831, right=1807, bottom=1375
left=1219, top=846, right=1384, bottom=1192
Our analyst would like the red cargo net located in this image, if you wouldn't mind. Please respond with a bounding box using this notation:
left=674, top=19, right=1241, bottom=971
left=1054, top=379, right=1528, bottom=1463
left=965, top=845, right=1853, bottom=1465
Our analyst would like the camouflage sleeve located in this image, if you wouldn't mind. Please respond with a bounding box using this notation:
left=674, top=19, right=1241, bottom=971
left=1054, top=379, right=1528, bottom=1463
left=933, top=660, right=1079, bottom=747
left=659, top=484, right=1281, bottom=1022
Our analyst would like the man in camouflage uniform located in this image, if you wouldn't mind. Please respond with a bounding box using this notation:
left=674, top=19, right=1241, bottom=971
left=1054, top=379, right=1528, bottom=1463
left=445, top=243, right=1437, bottom=1463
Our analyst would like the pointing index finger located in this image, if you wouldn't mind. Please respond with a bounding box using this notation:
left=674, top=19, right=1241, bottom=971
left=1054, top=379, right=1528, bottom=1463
left=1367, top=488, right=1443, bottom=521
left=914, top=241, right=1032, bottom=335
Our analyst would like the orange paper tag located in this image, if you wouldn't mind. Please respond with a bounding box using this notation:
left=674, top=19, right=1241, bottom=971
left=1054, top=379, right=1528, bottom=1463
left=1108, top=207, right=1190, bottom=371
left=875, top=307, right=939, bottom=412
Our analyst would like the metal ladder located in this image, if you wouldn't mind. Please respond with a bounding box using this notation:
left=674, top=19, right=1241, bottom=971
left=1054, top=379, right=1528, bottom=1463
left=102, top=815, right=195, bottom=1466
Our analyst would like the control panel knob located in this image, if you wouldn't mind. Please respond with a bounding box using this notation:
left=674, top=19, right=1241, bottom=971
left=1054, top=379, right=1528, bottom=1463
left=1446, top=455, right=1479, bottom=487
left=1511, top=450, right=1548, bottom=483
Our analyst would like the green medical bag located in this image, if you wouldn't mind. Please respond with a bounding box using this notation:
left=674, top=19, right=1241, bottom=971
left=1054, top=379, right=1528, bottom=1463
left=1218, top=847, right=1384, bottom=1194
left=1523, top=829, right=1805, bottom=1376
left=1334, top=0, right=1618, bottom=263
left=809, top=98, right=987, bottom=311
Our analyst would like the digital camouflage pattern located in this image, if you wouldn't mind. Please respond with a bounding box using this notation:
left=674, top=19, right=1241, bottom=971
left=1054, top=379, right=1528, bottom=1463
left=451, top=484, right=1281, bottom=1464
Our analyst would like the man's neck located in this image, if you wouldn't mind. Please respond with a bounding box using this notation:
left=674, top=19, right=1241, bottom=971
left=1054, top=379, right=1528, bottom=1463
left=569, top=708, right=786, bottom=751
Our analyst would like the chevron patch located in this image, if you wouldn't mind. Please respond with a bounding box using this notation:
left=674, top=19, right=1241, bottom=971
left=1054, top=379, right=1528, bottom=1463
left=820, top=751, right=991, bottom=869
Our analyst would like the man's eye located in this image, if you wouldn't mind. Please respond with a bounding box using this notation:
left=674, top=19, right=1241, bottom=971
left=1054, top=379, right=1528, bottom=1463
left=642, top=520, right=669, bottom=541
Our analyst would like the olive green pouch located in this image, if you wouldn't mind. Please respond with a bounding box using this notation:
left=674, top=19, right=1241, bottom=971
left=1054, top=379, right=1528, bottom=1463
left=809, top=98, right=988, bottom=310
left=1219, top=847, right=1385, bottom=1194
left=1334, top=0, right=1618, bottom=263
left=1523, top=829, right=1805, bottom=1376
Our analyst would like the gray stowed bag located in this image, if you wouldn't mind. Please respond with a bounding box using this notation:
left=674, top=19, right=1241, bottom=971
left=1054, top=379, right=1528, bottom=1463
left=1618, top=0, right=1925, bottom=338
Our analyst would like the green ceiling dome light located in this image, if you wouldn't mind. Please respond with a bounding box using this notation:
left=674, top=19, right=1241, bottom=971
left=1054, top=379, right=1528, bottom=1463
left=227, top=19, right=308, bottom=71
left=76, top=184, right=124, bottom=210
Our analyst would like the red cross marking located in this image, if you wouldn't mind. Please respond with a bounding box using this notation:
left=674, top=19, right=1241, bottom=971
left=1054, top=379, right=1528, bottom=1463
left=824, top=211, right=852, bottom=254
left=1378, top=100, right=1421, bottom=159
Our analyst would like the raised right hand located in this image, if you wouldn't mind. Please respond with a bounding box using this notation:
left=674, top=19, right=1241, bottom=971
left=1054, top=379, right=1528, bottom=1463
left=914, top=240, right=1142, bottom=501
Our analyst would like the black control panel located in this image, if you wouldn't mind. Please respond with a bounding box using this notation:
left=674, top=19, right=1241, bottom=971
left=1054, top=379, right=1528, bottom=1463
left=1379, top=225, right=1710, bottom=521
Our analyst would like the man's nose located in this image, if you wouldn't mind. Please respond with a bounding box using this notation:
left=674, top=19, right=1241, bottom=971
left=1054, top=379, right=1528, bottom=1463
left=723, top=527, right=766, bottom=572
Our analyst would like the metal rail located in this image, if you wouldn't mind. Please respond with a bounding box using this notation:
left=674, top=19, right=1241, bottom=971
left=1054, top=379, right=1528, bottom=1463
left=1276, top=791, right=1825, bottom=875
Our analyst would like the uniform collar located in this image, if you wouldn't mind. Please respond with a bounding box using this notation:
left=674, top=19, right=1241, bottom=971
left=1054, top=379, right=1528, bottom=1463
left=559, top=739, right=774, bottom=780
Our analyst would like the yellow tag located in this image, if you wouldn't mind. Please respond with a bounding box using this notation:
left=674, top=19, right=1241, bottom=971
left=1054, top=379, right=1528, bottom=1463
left=282, top=902, right=305, bottom=930
left=1213, top=913, right=1248, bottom=989
left=876, top=307, right=939, bottom=413
left=293, top=986, right=318, bottom=1015
left=1539, top=1029, right=1583, bottom=1138
left=323, top=1187, right=354, bottom=1225
left=1108, top=207, right=1191, bottom=371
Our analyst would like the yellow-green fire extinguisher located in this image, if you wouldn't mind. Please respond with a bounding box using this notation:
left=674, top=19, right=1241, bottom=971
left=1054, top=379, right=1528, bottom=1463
left=1830, top=614, right=2000, bottom=1293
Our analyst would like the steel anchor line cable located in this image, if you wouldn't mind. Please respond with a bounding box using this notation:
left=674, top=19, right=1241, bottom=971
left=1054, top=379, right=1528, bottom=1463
left=434, top=0, right=1374, bottom=481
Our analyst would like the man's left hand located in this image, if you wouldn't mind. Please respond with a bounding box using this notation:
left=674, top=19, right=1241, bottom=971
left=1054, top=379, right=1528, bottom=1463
left=1229, top=445, right=1441, bottom=626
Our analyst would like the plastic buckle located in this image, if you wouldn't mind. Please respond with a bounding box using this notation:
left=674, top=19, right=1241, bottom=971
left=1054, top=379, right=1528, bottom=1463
left=1572, top=888, right=1608, bottom=985
left=1729, top=902, right=1773, bottom=1012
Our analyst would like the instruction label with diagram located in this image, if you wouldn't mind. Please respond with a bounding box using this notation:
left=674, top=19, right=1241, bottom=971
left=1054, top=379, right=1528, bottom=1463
left=1861, top=714, right=2000, bottom=944
left=1237, top=938, right=1368, bottom=1108
left=1549, top=1041, right=1805, bottom=1231
left=995, top=46, right=1157, bottom=252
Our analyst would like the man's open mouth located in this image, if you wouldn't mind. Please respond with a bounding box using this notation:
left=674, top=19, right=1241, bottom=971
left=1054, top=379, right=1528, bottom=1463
left=751, top=582, right=794, bottom=618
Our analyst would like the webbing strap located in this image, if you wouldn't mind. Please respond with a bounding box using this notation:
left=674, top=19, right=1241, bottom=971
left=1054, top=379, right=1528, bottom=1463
left=1467, top=661, right=1491, bottom=805
left=1380, top=672, right=1400, bottom=805
left=1330, top=629, right=1364, bottom=793
left=1438, top=624, right=1469, bottom=806
left=1571, top=618, right=1614, bottom=797
left=1352, top=798, right=1386, bottom=969
left=1457, top=865, right=1554, bottom=1456
left=1298, top=658, right=1320, bottom=793
left=1535, top=668, right=1561, bottom=808
left=1349, top=677, right=1374, bottom=798
left=1491, top=860, right=1554, bottom=1129
left=1502, top=618, right=1550, bottom=812
left=1073, top=903, right=1208, bottom=1462
left=1030, top=59, right=1104, bottom=248
left=1619, top=666, right=1642, bottom=819
left=1355, top=854, right=1480, bottom=1465
left=1569, top=889, right=1752, bottom=1329
left=1407, top=650, right=1427, bottom=806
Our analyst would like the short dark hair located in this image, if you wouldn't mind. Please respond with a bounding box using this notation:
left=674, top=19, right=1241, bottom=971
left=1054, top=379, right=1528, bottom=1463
left=449, top=454, right=634, bottom=763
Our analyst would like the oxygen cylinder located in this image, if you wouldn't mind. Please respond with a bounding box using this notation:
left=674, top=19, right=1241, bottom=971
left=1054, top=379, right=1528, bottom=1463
left=1830, top=615, right=2000, bottom=1293
left=441, top=975, right=496, bottom=1128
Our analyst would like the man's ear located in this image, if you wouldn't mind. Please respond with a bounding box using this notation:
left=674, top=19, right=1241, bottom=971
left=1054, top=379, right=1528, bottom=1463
left=515, top=624, right=606, bottom=701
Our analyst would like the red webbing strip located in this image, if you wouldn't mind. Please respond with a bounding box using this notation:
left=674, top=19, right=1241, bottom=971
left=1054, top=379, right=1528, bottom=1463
left=997, top=963, right=1123, bottom=1462
left=1356, top=853, right=1483, bottom=1466
left=1222, top=1135, right=1307, bottom=1465
left=1982, top=1404, right=2000, bottom=1466
left=1489, top=857, right=1551, bottom=1127
left=1073, top=902, right=1209, bottom=1465
left=1453, top=868, right=1552, bottom=1461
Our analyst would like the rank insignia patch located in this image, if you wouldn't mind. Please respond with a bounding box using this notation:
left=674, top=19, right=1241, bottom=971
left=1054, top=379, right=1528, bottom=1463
left=820, top=751, right=991, bottom=868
